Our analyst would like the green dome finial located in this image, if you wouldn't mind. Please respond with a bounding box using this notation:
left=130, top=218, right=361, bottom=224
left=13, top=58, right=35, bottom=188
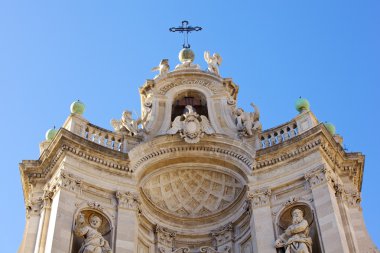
left=45, top=126, right=58, bottom=141
left=324, top=122, right=336, bottom=135
left=70, top=100, right=85, bottom=115
left=179, top=48, right=195, bottom=63
left=295, top=97, right=310, bottom=113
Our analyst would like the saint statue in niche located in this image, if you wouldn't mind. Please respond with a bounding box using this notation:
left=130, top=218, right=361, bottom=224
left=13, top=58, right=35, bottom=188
left=275, top=208, right=312, bottom=253
left=74, top=212, right=112, bottom=253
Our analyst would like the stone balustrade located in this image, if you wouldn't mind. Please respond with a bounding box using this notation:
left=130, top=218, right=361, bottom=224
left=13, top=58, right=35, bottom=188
left=259, top=120, right=298, bottom=149
left=63, top=114, right=128, bottom=153
left=84, top=123, right=125, bottom=152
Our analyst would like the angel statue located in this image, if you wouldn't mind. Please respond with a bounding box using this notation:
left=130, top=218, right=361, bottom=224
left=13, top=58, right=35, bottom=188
left=74, top=212, right=112, bottom=253
left=111, top=108, right=151, bottom=136
left=204, top=51, right=222, bottom=75
left=275, top=208, right=312, bottom=253
left=233, top=102, right=261, bottom=136
left=152, top=59, right=170, bottom=78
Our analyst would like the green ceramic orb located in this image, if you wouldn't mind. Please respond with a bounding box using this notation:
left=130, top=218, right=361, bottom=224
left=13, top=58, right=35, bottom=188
left=178, top=48, right=195, bottom=63
left=324, top=122, right=336, bottom=135
left=295, top=97, right=310, bottom=113
left=70, top=100, right=85, bottom=115
left=45, top=128, right=58, bottom=141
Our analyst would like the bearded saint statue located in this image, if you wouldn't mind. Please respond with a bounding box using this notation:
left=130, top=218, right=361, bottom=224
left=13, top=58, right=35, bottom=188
left=275, top=208, right=312, bottom=253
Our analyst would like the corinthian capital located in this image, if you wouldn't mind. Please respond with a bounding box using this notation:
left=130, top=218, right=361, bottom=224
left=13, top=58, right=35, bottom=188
left=26, top=197, right=43, bottom=218
left=116, top=191, right=140, bottom=210
left=247, top=188, right=271, bottom=209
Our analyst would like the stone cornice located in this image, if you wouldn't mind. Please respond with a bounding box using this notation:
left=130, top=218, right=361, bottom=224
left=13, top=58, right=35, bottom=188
left=129, top=134, right=254, bottom=173
left=254, top=124, right=364, bottom=192
left=19, top=129, right=131, bottom=205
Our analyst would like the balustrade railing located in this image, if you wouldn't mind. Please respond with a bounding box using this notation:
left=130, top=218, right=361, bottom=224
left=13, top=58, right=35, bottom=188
left=82, top=123, right=125, bottom=151
left=259, top=121, right=298, bottom=149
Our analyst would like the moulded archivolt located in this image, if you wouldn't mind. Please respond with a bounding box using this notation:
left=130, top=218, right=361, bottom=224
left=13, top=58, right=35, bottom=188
left=142, top=168, right=244, bottom=218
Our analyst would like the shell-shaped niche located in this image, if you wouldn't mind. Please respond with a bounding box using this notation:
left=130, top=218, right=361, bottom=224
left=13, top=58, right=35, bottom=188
left=142, top=168, right=243, bottom=218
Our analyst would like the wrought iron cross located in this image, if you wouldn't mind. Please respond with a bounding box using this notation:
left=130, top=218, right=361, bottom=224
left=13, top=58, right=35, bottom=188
left=169, top=20, right=202, bottom=49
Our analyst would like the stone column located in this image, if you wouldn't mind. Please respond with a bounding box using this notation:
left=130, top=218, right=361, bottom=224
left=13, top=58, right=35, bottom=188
left=37, top=190, right=54, bottom=253
left=305, top=166, right=350, bottom=253
left=43, top=171, right=82, bottom=253
left=115, top=191, right=140, bottom=253
left=247, top=188, right=277, bottom=253
left=18, top=197, right=43, bottom=253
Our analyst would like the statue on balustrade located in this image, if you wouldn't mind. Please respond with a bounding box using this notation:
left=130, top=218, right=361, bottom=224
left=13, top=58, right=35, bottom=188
left=74, top=212, right=112, bottom=253
left=275, top=208, right=312, bottom=253
left=111, top=107, right=152, bottom=136
left=233, top=102, right=261, bottom=136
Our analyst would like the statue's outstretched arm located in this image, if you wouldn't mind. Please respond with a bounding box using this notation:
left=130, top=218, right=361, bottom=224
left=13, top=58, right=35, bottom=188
left=250, top=102, right=260, bottom=121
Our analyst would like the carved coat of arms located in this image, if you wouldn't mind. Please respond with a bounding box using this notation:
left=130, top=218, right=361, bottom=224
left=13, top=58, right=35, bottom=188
left=167, top=105, right=215, bottom=143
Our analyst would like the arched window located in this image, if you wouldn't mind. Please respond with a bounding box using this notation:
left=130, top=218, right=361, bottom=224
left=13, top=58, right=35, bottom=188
left=171, top=90, right=208, bottom=120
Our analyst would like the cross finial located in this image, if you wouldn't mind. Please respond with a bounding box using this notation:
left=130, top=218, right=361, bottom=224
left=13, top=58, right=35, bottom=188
left=169, top=20, right=202, bottom=49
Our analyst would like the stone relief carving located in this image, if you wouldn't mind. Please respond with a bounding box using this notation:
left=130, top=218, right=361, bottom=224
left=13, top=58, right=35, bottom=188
left=155, top=225, right=176, bottom=247
left=342, top=188, right=361, bottom=208
left=275, top=208, right=312, bottom=253
left=115, top=191, right=140, bottom=210
left=152, top=59, right=170, bottom=78
left=74, top=212, right=112, bottom=253
left=26, top=197, right=43, bottom=218
left=247, top=188, right=271, bottom=209
left=211, top=223, right=233, bottom=248
left=158, top=79, right=217, bottom=95
left=200, top=246, right=231, bottom=253
left=233, top=102, right=261, bottom=136
left=167, top=105, right=215, bottom=143
left=142, top=169, right=243, bottom=217
left=110, top=108, right=152, bottom=136
left=204, top=51, right=222, bottom=76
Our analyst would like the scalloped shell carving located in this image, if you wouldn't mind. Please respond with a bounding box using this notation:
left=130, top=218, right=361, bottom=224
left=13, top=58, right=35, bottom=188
left=142, top=169, right=243, bottom=217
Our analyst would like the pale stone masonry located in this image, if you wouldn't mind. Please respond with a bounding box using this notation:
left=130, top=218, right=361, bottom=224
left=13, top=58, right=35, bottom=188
left=19, top=49, right=378, bottom=253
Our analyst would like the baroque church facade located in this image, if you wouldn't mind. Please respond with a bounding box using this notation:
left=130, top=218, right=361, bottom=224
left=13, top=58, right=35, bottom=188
left=19, top=47, right=378, bottom=253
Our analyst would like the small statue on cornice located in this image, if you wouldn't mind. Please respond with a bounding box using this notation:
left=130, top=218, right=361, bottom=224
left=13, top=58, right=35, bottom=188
left=204, top=51, right=222, bottom=76
left=167, top=105, right=215, bottom=143
left=233, top=102, right=262, bottom=136
left=111, top=108, right=151, bottom=136
left=152, top=59, right=170, bottom=78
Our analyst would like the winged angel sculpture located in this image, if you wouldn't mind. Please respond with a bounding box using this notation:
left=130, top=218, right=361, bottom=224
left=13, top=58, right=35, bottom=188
left=111, top=108, right=151, bottom=136
left=204, top=51, right=222, bottom=75
left=233, top=102, right=262, bottom=136
left=167, top=105, right=215, bottom=143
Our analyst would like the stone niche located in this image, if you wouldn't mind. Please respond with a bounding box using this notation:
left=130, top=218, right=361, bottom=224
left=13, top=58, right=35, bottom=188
left=71, top=209, right=113, bottom=253
left=276, top=203, right=322, bottom=253
left=171, top=90, right=209, bottom=121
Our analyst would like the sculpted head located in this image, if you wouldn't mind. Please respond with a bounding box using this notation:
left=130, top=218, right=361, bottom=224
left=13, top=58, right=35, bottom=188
left=122, top=110, right=132, bottom=120
left=291, top=208, right=304, bottom=224
left=89, top=214, right=102, bottom=229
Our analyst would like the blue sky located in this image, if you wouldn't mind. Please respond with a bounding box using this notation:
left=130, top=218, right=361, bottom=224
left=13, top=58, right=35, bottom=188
left=0, top=1, right=379, bottom=251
